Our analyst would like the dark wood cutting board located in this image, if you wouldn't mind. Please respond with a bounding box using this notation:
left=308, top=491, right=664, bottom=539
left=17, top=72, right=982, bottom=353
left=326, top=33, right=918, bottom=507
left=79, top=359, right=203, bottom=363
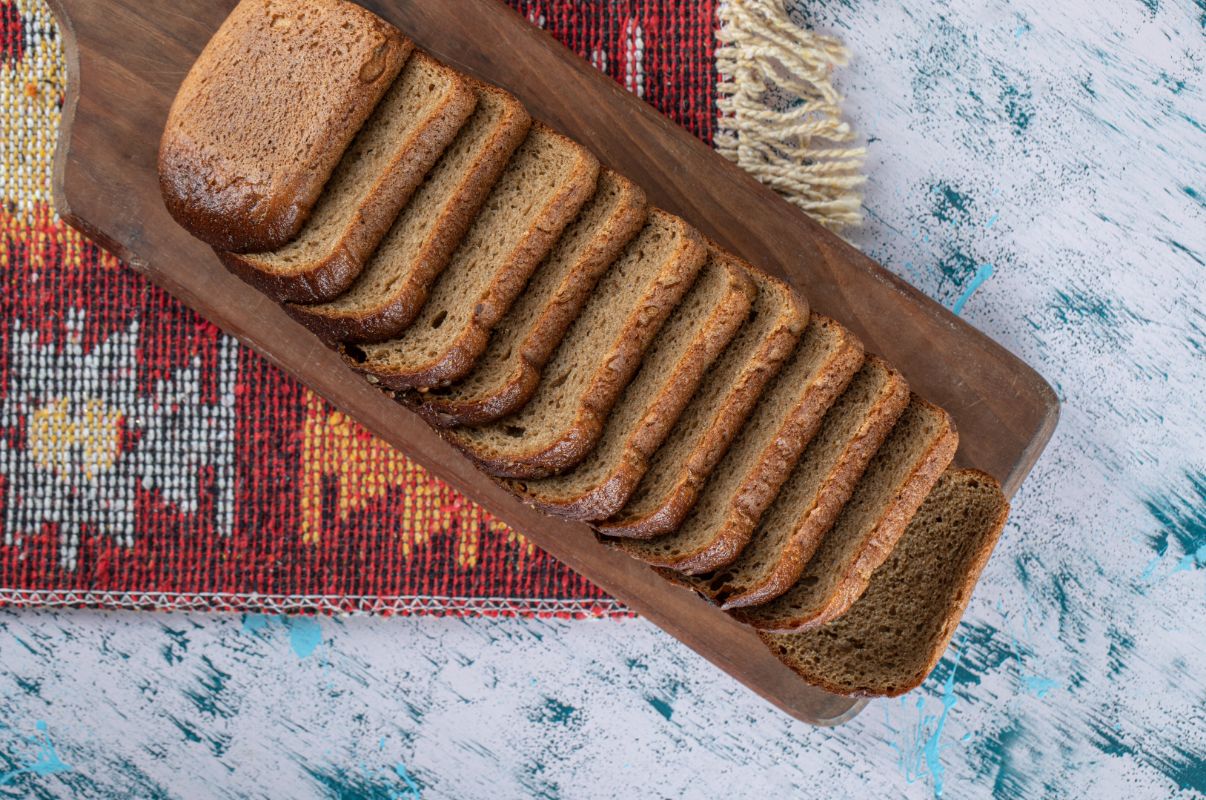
left=45, top=0, right=1058, bottom=726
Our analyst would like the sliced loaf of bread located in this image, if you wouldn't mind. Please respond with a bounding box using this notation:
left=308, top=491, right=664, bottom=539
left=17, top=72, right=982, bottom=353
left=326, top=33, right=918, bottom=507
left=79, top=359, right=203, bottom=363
left=414, top=170, right=648, bottom=427
left=448, top=210, right=707, bottom=479
left=506, top=252, right=755, bottom=519
left=760, top=469, right=1009, bottom=697
left=220, top=51, right=477, bottom=303
left=286, top=82, right=531, bottom=341
left=697, top=356, right=910, bottom=609
left=596, top=264, right=808, bottom=539
left=605, top=316, right=863, bottom=574
left=343, top=124, right=600, bottom=390
left=731, top=395, right=959, bottom=632
left=160, top=0, right=412, bottom=253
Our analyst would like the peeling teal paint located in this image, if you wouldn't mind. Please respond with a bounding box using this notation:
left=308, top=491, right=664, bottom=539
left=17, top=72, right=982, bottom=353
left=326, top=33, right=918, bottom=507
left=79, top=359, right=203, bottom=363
left=930, top=182, right=973, bottom=227
left=1142, top=470, right=1206, bottom=579
left=647, top=696, right=674, bottom=721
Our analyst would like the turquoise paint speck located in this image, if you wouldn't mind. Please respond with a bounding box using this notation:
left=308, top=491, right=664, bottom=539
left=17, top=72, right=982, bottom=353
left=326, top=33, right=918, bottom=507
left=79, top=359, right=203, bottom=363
left=393, top=762, right=422, bottom=799
left=1021, top=676, right=1059, bottom=698
left=286, top=617, right=323, bottom=660
left=894, top=644, right=965, bottom=797
left=926, top=647, right=962, bottom=797
left=0, top=720, right=72, bottom=788
left=951, top=263, right=994, bottom=316
left=241, top=613, right=269, bottom=634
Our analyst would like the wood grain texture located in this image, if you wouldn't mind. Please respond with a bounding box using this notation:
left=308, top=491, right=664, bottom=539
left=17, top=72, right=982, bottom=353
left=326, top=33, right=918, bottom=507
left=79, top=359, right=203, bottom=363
left=45, top=0, right=1055, bottom=726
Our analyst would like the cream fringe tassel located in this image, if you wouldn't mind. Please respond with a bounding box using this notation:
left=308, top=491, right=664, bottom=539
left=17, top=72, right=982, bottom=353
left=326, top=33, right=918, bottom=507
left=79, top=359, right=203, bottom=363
left=715, top=0, right=866, bottom=230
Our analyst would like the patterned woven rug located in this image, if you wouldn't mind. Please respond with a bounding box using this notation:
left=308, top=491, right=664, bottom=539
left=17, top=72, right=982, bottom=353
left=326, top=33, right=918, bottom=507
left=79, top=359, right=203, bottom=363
left=0, top=0, right=860, bottom=618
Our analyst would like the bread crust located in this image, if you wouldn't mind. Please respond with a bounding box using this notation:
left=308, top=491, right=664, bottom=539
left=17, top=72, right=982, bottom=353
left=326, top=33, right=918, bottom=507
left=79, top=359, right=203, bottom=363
left=159, top=0, right=412, bottom=253
left=508, top=255, right=756, bottom=520
left=717, top=356, right=911, bottom=609
left=758, top=469, right=1009, bottom=697
left=345, top=123, right=600, bottom=391
left=733, top=395, right=959, bottom=632
left=607, top=317, right=864, bottom=574
left=219, top=53, right=478, bottom=304
left=414, top=171, right=648, bottom=427
left=595, top=263, right=808, bottom=539
left=284, top=81, right=531, bottom=340
left=448, top=210, right=707, bottom=479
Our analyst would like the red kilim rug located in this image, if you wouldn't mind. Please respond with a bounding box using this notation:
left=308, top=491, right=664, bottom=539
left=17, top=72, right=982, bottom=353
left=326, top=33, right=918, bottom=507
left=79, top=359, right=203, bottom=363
left=0, top=0, right=718, bottom=617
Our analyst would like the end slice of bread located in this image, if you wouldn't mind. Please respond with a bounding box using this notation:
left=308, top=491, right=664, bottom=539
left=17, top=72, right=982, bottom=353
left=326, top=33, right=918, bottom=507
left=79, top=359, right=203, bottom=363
left=731, top=394, right=959, bottom=632
left=604, top=316, right=863, bottom=574
left=507, top=251, right=756, bottom=520
left=759, top=469, right=1009, bottom=697
left=160, top=0, right=412, bottom=252
left=414, top=170, right=648, bottom=427
left=343, top=123, right=600, bottom=390
left=219, top=51, right=477, bottom=303
left=596, top=263, right=808, bottom=539
left=697, top=356, right=910, bottom=609
left=286, top=82, right=531, bottom=341
left=448, top=210, right=708, bottom=480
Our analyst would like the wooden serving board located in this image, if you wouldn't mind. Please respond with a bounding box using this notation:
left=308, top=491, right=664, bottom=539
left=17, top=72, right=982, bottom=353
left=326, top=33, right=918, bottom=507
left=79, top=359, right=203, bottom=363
left=46, top=0, right=1057, bottom=726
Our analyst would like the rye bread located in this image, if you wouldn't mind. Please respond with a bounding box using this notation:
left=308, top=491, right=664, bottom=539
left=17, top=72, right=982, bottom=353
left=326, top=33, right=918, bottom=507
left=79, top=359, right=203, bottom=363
left=507, top=252, right=756, bottom=520
left=448, top=210, right=708, bottom=480
left=697, top=356, right=910, bottom=609
left=760, top=469, right=1009, bottom=697
left=159, top=0, right=411, bottom=253
left=731, top=395, right=959, bottom=632
left=414, top=170, right=648, bottom=426
left=286, top=82, right=531, bottom=340
left=596, top=263, right=808, bottom=539
left=343, top=123, right=600, bottom=390
left=605, top=316, right=864, bottom=574
left=219, top=52, right=477, bottom=303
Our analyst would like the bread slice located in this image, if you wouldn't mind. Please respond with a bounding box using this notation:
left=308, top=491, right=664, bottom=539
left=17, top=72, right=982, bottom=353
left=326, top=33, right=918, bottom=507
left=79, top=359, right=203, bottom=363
left=760, top=469, right=1009, bottom=697
left=286, top=82, right=531, bottom=340
left=605, top=316, right=863, bottom=574
left=448, top=210, right=708, bottom=479
left=414, top=170, right=648, bottom=427
left=507, top=252, right=756, bottom=520
left=343, top=124, right=600, bottom=389
left=697, top=356, right=910, bottom=609
left=596, top=264, right=808, bottom=539
left=731, top=395, right=959, bottom=632
left=219, top=51, right=478, bottom=303
left=159, top=0, right=412, bottom=253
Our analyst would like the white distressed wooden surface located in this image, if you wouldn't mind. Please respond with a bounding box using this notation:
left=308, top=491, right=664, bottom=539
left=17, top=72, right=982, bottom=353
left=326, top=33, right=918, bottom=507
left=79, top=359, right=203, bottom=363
left=2, top=0, right=1204, bottom=796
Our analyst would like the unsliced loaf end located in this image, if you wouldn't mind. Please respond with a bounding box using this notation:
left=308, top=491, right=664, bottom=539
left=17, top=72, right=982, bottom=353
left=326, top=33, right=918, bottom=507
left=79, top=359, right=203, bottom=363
left=343, top=123, right=600, bottom=390
left=159, top=0, right=411, bottom=252
left=448, top=210, right=708, bottom=480
left=731, top=394, right=959, bottom=632
left=596, top=262, right=808, bottom=539
left=507, top=251, right=755, bottom=520
left=414, top=169, right=648, bottom=427
left=760, top=469, right=1009, bottom=697
left=219, top=51, right=477, bottom=303
left=285, top=81, right=531, bottom=340
left=605, top=316, right=863, bottom=574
